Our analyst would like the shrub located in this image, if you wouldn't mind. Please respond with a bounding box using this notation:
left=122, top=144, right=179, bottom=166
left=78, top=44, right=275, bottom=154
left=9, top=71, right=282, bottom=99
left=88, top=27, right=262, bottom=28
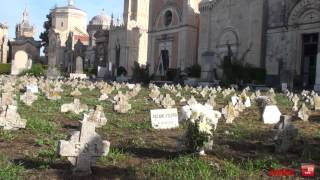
left=84, top=67, right=97, bottom=76
left=221, top=59, right=265, bottom=85
left=186, top=64, right=201, bottom=78
left=132, top=62, right=150, bottom=84
left=166, top=69, right=178, bottom=81
left=19, top=63, right=46, bottom=77
left=0, top=63, right=11, bottom=74
left=117, top=66, right=127, bottom=76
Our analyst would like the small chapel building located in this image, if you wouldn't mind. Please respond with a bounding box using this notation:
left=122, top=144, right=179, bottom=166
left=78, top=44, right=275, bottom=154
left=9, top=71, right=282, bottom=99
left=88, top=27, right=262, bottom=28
left=9, top=6, right=41, bottom=63
left=147, top=0, right=200, bottom=77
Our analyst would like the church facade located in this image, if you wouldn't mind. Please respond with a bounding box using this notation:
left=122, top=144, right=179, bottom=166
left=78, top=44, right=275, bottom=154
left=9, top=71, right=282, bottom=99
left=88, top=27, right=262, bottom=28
left=50, top=0, right=89, bottom=47
left=265, top=0, right=320, bottom=90
left=198, top=0, right=266, bottom=81
left=198, top=0, right=320, bottom=90
left=108, top=0, right=150, bottom=76
left=147, top=0, right=200, bottom=76
left=44, top=0, right=320, bottom=90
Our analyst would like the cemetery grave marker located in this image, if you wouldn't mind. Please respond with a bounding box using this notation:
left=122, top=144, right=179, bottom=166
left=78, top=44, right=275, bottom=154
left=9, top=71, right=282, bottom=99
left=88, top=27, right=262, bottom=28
left=263, top=105, right=281, bottom=124
left=58, top=117, right=110, bottom=175
left=298, top=103, right=311, bottom=122
left=151, top=108, right=179, bottom=129
left=0, top=105, right=27, bottom=130
left=273, top=115, right=298, bottom=153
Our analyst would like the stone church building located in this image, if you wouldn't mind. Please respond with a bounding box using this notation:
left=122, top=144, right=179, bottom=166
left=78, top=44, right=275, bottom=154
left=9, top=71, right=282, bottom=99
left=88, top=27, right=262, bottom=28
left=50, top=0, right=89, bottom=47
left=47, top=0, right=149, bottom=77
left=198, top=0, right=265, bottom=81
left=108, top=0, right=150, bottom=76
left=10, top=6, right=41, bottom=63
left=265, top=0, right=320, bottom=90
left=199, top=0, right=320, bottom=90
left=147, top=0, right=200, bottom=76
left=45, top=0, right=320, bottom=90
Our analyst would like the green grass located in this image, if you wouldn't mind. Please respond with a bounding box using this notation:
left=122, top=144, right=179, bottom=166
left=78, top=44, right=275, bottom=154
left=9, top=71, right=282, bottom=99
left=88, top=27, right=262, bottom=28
left=141, top=155, right=217, bottom=180
left=222, top=160, right=242, bottom=178
left=18, top=93, right=61, bottom=135
left=0, top=63, right=11, bottom=74
left=0, top=154, right=26, bottom=180
left=221, top=158, right=282, bottom=178
left=34, top=134, right=66, bottom=168
left=0, top=131, right=16, bottom=142
left=99, top=147, right=127, bottom=165
left=275, top=94, right=292, bottom=108
left=27, top=118, right=58, bottom=135
left=3, top=83, right=320, bottom=178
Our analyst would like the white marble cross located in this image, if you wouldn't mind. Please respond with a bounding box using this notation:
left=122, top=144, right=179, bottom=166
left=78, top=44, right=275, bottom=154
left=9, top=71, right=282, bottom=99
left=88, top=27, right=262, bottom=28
left=58, top=118, right=110, bottom=176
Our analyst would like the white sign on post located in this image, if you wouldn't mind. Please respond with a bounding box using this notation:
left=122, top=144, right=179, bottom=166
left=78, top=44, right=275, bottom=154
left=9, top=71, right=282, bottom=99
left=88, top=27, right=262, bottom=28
left=151, top=108, right=179, bottom=129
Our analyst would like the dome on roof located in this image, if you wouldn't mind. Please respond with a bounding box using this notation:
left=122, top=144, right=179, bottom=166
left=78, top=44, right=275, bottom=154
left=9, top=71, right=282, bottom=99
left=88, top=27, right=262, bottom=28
left=90, top=11, right=111, bottom=26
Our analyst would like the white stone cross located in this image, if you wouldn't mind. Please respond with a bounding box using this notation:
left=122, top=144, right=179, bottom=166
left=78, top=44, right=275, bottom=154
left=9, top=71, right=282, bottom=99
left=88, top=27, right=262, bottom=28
left=0, top=105, right=27, bottom=130
left=58, top=117, right=110, bottom=176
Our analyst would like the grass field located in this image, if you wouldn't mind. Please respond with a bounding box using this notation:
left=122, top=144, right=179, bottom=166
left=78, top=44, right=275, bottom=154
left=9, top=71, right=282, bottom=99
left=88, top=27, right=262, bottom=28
left=0, top=84, right=319, bottom=179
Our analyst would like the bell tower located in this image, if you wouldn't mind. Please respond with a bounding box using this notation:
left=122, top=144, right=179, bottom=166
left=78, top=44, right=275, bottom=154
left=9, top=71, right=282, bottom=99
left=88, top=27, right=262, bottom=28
left=123, top=0, right=149, bottom=30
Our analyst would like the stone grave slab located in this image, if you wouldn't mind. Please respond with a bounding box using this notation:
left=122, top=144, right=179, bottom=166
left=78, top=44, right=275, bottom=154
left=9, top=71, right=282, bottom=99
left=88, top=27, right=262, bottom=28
left=263, top=105, right=281, bottom=124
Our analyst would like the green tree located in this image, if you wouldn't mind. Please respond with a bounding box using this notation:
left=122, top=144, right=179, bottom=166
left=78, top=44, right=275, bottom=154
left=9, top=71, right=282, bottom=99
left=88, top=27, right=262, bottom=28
left=39, top=13, right=52, bottom=54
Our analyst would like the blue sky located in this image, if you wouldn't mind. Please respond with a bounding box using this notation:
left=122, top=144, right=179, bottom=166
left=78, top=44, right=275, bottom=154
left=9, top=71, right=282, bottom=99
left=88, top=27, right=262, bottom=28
left=0, top=0, right=124, bottom=40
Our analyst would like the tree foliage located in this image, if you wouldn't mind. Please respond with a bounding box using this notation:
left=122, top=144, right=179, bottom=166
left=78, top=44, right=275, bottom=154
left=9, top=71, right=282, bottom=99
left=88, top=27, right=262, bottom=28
left=39, top=13, right=52, bottom=53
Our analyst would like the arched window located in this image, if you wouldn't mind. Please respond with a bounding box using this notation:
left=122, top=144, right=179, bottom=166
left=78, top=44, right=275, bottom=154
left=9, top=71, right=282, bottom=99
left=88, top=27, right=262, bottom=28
left=164, top=10, right=173, bottom=27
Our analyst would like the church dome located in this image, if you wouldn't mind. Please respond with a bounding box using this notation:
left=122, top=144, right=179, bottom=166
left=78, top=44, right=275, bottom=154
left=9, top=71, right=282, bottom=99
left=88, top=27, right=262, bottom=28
left=90, top=11, right=111, bottom=26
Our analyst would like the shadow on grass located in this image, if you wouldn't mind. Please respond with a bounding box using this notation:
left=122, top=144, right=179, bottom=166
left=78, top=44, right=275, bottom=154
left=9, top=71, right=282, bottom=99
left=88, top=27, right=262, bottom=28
left=120, top=146, right=179, bottom=160
left=63, top=124, right=79, bottom=130
left=13, top=158, right=135, bottom=179
left=309, top=114, right=320, bottom=123
left=212, top=126, right=320, bottom=168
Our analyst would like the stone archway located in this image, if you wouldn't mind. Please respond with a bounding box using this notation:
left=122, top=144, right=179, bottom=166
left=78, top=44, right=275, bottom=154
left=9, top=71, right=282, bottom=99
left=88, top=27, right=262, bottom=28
left=217, top=27, right=239, bottom=57
left=287, top=0, right=320, bottom=90
left=288, top=0, right=320, bottom=25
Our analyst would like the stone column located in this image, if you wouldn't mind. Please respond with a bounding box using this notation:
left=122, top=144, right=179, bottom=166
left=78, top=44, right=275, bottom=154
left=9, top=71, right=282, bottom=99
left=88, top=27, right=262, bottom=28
left=314, top=34, right=320, bottom=92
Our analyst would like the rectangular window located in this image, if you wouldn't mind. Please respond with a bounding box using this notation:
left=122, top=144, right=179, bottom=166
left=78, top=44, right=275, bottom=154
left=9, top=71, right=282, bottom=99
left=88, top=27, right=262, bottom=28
left=130, top=0, right=138, bottom=20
